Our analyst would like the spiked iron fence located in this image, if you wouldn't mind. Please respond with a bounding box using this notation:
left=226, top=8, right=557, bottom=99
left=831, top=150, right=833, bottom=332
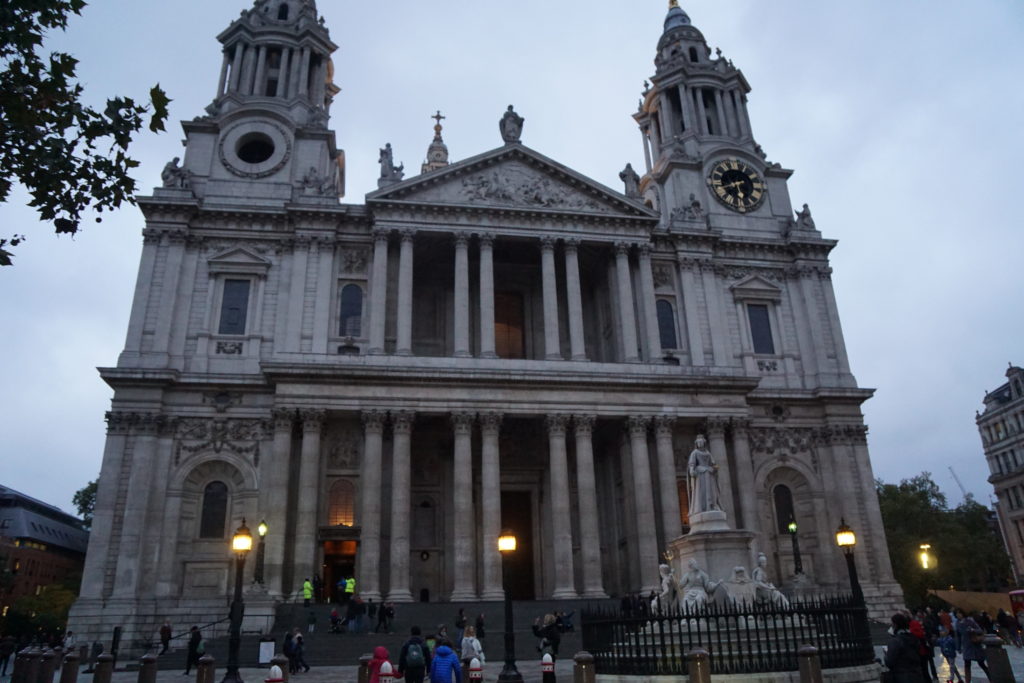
left=581, top=595, right=873, bottom=676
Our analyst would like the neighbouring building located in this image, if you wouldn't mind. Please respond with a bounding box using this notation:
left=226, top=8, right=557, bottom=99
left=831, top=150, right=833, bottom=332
left=979, top=364, right=1024, bottom=584
left=0, top=485, right=89, bottom=619
left=69, top=0, right=903, bottom=649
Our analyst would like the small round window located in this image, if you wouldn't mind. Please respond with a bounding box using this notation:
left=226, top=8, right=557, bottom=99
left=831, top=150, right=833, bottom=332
left=236, top=133, right=275, bottom=164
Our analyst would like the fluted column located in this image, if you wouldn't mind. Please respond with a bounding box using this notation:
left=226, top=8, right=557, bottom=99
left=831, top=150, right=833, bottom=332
left=450, top=412, right=477, bottom=600
left=573, top=415, right=607, bottom=597
left=294, top=410, right=324, bottom=585
left=546, top=415, right=577, bottom=598
left=278, top=48, right=291, bottom=98
left=453, top=233, right=471, bottom=357
left=654, top=416, right=682, bottom=545
left=714, top=90, right=729, bottom=136
left=628, top=416, right=660, bottom=592
left=695, top=87, right=709, bottom=134
left=298, top=47, right=311, bottom=97
left=368, top=229, right=389, bottom=354
left=706, top=419, right=735, bottom=525
left=638, top=244, right=662, bottom=362
left=479, top=412, right=504, bottom=600
left=730, top=418, right=758, bottom=533
left=253, top=46, right=268, bottom=96
left=228, top=42, right=244, bottom=92
left=112, top=414, right=161, bottom=597
left=479, top=234, right=497, bottom=358
left=396, top=229, right=415, bottom=355
left=678, top=85, right=694, bottom=131
left=217, top=51, right=230, bottom=97
left=264, top=409, right=294, bottom=596
left=564, top=239, right=587, bottom=360
left=387, top=411, right=415, bottom=602
left=357, top=410, right=386, bottom=601
left=615, top=243, right=641, bottom=362
left=540, top=236, right=561, bottom=359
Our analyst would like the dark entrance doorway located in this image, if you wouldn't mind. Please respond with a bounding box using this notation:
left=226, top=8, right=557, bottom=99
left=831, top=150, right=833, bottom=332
left=501, top=491, right=534, bottom=599
left=322, top=540, right=357, bottom=602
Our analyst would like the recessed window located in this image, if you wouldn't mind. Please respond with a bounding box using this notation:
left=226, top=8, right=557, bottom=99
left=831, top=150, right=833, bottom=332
left=199, top=481, right=228, bottom=539
left=747, top=304, right=775, bottom=354
left=773, top=484, right=795, bottom=534
left=338, top=284, right=363, bottom=337
left=495, top=291, right=526, bottom=359
left=689, top=46, right=699, bottom=63
left=218, top=279, right=251, bottom=335
left=656, top=300, right=678, bottom=350
left=277, top=4, right=289, bottom=20
left=236, top=133, right=275, bottom=164
left=327, top=479, right=355, bottom=527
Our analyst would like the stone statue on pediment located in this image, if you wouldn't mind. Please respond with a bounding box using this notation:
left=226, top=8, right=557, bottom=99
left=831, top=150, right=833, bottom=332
left=378, top=143, right=404, bottom=187
left=687, top=434, right=721, bottom=516
left=161, top=157, right=191, bottom=189
left=619, top=163, right=641, bottom=199
left=499, top=105, right=524, bottom=144
left=795, top=203, right=816, bottom=231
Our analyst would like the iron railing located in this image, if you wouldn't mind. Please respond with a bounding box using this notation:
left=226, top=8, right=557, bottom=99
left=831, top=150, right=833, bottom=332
left=581, top=595, right=873, bottom=676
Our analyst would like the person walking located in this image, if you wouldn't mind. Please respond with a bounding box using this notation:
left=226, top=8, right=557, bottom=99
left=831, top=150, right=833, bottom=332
left=459, top=626, right=484, bottom=671
left=474, top=614, right=485, bottom=642
left=368, top=646, right=391, bottom=683
left=398, top=626, right=431, bottom=683
left=307, top=611, right=317, bottom=634
left=884, top=613, right=923, bottom=683
left=937, top=627, right=964, bottom=683
left=183, top=626, right=202, bottom=676
left=532, top=614, right=561, bottom=658
left=159, top=621, right=172, bottom=655
left=293, top=630, right=310, bottom=673
left=454, top=609, right=467, bottom=650
left=283, top=631, right=296, bottom=673
left=428, top=641, right=461, bottom=683
left=303, top=578, right=314, bottom=607
left=959, top=614, right=990, bottom=683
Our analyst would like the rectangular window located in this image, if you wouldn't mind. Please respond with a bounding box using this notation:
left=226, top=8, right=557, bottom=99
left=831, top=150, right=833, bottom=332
left=747, top=304, right=775, bottom=354
left=495, top=291, right=526, bottom=359
left=218, top=279, right=251, bottom=335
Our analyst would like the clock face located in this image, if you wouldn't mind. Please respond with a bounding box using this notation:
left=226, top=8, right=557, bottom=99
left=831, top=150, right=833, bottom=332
left=707, top=159, right=766, bottom=213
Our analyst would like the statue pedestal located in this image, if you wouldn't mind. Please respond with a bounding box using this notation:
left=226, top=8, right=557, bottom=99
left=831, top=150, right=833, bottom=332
left=667, top=525, right=756, bottom=591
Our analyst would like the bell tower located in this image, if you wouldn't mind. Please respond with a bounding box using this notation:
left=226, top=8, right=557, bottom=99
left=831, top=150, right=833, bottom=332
left=163, top=0, right=345, bottom=205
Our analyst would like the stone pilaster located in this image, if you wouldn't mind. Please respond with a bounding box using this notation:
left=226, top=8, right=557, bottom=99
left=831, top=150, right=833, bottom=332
left=573, top=415, right=607, bottom=597
left=540, top=236, right=561, bottom=359
left=615, top=243, right=640, bottom=362
left=546, top=414, right=577, bottom=598
left=638, top=244, right=662, bottom=362
left=294, top=409, right=325, bottom=585
left=479, top=412, right=504, bottom=600
left=387, top=411, right=416, bottom=601
left=564, top=239, right=587, bottom=360
left=479, top=234, right=497, bottom=358
left=453, top=233, right=471, bottom=357
left=263, top=408, right=294, bottom=596
left=730, top=418, right=758, bottom=533
left=653, top=416, right=681, bottom=546
left=676, top=257, right=705, bottom=365
left=368, top=229, right=389, bottom=354
left=396, top=230, right=415, bottom=355
left=357, top=410, right=387, bottom=600
left=706, top=418, right=735, bottom=524
left=112, top=413, right=162, bottom=598
left=450, top=412, right=477, bottom=600
left=627, top=416, right=660, bottom=592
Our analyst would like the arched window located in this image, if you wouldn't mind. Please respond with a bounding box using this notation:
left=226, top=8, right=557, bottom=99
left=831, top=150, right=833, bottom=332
left=277, top=4, right=289, bottom=20
left=328, top=479, right=355, bottom=526
left=339, top=284, right=363, bottom=337
left=772, top=484, right=795, bottom=534
left=199, top=481, right=228, bottom=538
left=688, top=46, right=699, bottom=63
left=656, top=300, right=679, bottom=350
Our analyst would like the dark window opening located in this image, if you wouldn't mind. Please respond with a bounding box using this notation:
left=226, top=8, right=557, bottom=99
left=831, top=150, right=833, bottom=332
left=237, top=134, right=275, bottom=164
left=218, top=279, right=251, bottom=335
left=702, top=88, right=719, bottom=135
left=688, top=46, right=699, bottom=63
left=277, top=4, right=289, bottom=20
left=773, top=484, right=795, bottom=535
left=656, top=300, right=678, bottom=350
left=266, top=79, right=278, bottom=97
left=747, top=304, right=775, bottom=354
left=495, top=291, right=526, bottom=359
left=199, top=481, right=228, bottom=539
left=338, top=284, right=363, bottom=337
left=667, top=87, right=684, bottom=133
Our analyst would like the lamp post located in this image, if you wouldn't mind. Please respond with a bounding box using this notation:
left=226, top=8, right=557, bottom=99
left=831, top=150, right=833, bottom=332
left=497, top=529, right=523, bottom=683
left=787, top=515, right=803, bottom=575
left=919, top=543, right=935, bottom=571
left=223, top=519, right=253, bottom=683
left=253, top=519, right=268, bottom=584
left=834, top=518, right=863, bottom=605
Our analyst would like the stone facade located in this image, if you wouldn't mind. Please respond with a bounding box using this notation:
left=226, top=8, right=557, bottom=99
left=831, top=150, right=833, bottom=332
left=979, top=364, right=1024, bottom=584
left=69, top=0, right=903, bottom=651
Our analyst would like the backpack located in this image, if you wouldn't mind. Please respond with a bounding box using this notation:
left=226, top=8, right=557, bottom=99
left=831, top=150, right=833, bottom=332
left=406, top=642, right=425, bottom=668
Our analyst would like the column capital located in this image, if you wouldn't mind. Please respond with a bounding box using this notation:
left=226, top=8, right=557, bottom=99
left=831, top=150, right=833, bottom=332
left=453, top=231, right=470, bottom=249
left=271, top=408, right=295, bottom=432
left=372, top=228, right=391, bottom=243
left=391, top=410, right=416, bottom=433
left=478, top=232, right=495, bottom=248
left=134, top=413, right=165, bottom=435
left=479, top=411, right=503, bottom=434
left=654, top=415, right=676, bottom=436
left=572, top=414, right=596, bottom=436
left=614, top=241, right=633, bottom=256
left=705, top=416, right=729, bottom=437
left=731, top=417, right=752, bottom=435
left=451, top=411, right=476, bottom=434
left=627, top=415, right=651, bottom=435
left=104, top=411, right=133, bottom=435
left=540, top=235, right=557, bottom=251
left=638, top=242, right=653, bottom=259
left=300, top=409, right=325, bottom=432
left=545, top=414, right=569, bottom=435
left=399, top=228, right=417, bottom=243
left=362, top=409, right=387, bottom=432
left=564, top=237, right=581, bottom=251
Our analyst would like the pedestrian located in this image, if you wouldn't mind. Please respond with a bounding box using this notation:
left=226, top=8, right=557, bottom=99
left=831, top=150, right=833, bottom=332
left=0, top=635, right=16, bottom=677
left=62, top=631, right=76, bottom=652
left=307, top=611, right=316, bottom=634
left=911, top=610, right=937, bottom=682
left=428, top=640, right=461, bottom=683
left=312, top=574, right=323, bottom=604
left=454, top=608, right=467, bottom=649
left=474, top=613, right=485, bottom=642
left=375, top=601, right=387, bottom=633
left=883, top=613, right=923, bottom=683
left=330, top=607, right=342, bottom=634
left=459, top=625, right=484, bottom=671
left=398, top=626, right=432, bottom=683
left=183, top=626, right=202, bottom=675
left=532, top=614, right=561, bottom=658
left=159, top=620, right=172, bottom=655
left=293, top=630, right=310, bottom=673
left=959, top=613, right=990, bottom=683
left=385, top=602, right=396, bottom=633
left=344, top=576, right=356, bottom=603
left=937, top=626, right=964, bottom=683
left=283, top=630, right=296, bottom=673
left=353, top=595, right=367, bottom=634
left=303, top=577, right=313, bottom=607
left=369, top=646, right=391, bottom=683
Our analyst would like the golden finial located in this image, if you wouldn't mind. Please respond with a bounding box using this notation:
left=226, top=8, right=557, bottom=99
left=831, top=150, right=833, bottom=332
left=669, top=0, right=679, bottom=8
left=431, top=110, right=446, bottom=141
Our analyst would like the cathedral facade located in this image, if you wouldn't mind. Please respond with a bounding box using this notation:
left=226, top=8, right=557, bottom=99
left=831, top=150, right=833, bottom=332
left=70, top=0, right=902, bottom=646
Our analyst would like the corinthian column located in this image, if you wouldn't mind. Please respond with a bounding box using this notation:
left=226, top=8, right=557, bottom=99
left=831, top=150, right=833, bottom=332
left=387, top=411, right=415, bottom=601
left=368, top=229, right=390, bottom=354
left=730, top=418, right=757, bottom=533
left=628, top=416, right=660, bottom=592
left=573, top=415, right=606, bottom=597
left=564, top=239, right=587, bottom=360
left=615, top=243, right=640, bottom=362
left=706, top=418, right=735, bottom=525
left=654, top=416, right=682, bottom=545
left=263, top=408, right=294, bottom=597
left=540, top=236, right=562, bottom=359
left=479, top=412, right=504, bottom=599
left=547, top=415, right=577, bottom=598
left=294, top=409, right=325, bottom=585
left=396, top=229, right=415, bottom=355
left=453, top=233, right=471, bottom=357
left=479, top=234, right=497, bottom=358
left=358, top=410, right=386, bottom=601
left=638, top=244, right=662, bottom=362
left=450, top=412, right=477, bottom=600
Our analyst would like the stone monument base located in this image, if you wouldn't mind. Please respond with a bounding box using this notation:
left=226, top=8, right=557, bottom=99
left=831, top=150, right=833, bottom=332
left=667, top=526, right=756, bottom=591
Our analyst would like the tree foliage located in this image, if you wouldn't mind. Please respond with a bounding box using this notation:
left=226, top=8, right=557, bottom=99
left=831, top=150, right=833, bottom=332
left=877, top=472, right=1012, bottom=607
left=0, top=0, right=170, bottom=265
left=72, top=478, right=96, bottom=529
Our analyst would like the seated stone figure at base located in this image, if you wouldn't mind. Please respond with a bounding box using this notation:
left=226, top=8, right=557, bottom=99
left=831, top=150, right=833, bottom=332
left=650, top=564, right=678, bottom=614
left=752, top=552, right=790, bottom=608
left=678, top=559, right=713, bottom=612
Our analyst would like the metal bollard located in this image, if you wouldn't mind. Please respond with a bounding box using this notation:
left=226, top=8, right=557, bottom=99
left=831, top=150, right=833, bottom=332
left=357, top=653, right=372, bottom=683
left=264, top=664, right=285, bottom=683
left=12, top=647, right=33, bottom=683
left=798, top=645, right=823, bottom=683
left=379, top=660, right=394, bottom=683
left=39, top=649, right=58, bottom=683
left=137, top=653, right=158, bottom=683
left=59, top=652, right=80, bottom=683
left=93, top=654, right=114, bottom=683
left=983, top=635, right=1015, bottom=683
left=686, top=648, right=711, bottom=683
left=270, top=654, right=290, bottom=683
left=53, top=646, right=64, bottom=673
left=572, top=651, right=595, bottom=683
left=24, top=648, right=43, bottom=683
left=468, top=657, right=482, bottom=683
left=196, top=654, right=216, bottom=683
left=541, top=652, right=555, bottom=683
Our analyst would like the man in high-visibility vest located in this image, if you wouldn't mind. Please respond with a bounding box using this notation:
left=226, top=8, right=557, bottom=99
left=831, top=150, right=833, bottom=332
left=344, top=576, right=355, bottom=603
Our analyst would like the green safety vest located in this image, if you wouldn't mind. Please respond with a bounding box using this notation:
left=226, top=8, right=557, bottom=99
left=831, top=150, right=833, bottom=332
left=345, top=577, right=355, bottom=592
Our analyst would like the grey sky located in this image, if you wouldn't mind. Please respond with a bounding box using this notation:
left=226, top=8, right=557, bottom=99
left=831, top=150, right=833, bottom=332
left=1, top=1, right=1021, bottom=517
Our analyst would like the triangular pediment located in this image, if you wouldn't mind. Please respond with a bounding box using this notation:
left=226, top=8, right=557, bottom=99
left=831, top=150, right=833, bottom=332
left=207, top=247, right=272, bottom=275
left=730, top=275, right=782, bottom=302
left=367, top=144, right=658, bottom=221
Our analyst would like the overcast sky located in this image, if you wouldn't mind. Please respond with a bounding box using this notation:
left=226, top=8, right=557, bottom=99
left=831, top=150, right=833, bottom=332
left=2, top=1, right=1022, bottom=517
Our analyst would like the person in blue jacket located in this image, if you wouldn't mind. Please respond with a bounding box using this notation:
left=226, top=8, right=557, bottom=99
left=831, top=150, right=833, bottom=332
left=428, top=641, right=462, bottom=683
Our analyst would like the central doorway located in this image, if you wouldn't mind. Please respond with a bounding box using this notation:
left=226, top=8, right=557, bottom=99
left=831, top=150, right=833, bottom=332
left=501, top=491, right=534, bottom=599
left=322, top=540, right=357, bottom=602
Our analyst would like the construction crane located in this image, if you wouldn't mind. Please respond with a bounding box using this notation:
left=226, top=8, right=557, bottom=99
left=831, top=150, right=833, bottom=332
left=948, top=466, right=971, bottom=501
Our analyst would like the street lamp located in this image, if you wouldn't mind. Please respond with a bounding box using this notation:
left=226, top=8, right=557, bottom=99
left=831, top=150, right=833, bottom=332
left=497, top=529, right=523, bottom=683
left=787, top=515, right=803, bottom=575
left=223, top=519, right=253, bottom=683
left=835, top=518, right=863, bottom=605
left=919, top=543, right=936, bottom=570
left=253, top=519, right=268, bottom=584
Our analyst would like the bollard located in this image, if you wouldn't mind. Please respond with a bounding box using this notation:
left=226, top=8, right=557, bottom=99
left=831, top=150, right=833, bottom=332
left=137, top=653, right=158, bottom=683
left=357, top=653, right=373, bottom=683
left=798, top=645, right=823, bottom=683
left=686, top=648, right=711, bottom=683
left=265, top=664, right=285, bottom=683
left=93, top=654, right=114, bottom=683
left=59, top=652, right=80, bottom=683
left=270, top=654, right=290, bottom=683
left=196, top=654, right=216, bottom=683
left=573, top=651, right=595, bottom=683
left=12, top=647, right=33, bottom=683
left=39, top=649, right=57, bottom=683
left=379, top=660, right=394, bottom=683
left=24, top=648, right=43, bottom=683
left=983, top=634, right=1015, bottom=683
left=468, top=657, right=482, bottom=683
left=541, top=652, right=555, bottom=683
left=54, top=646, right=64, bottom=673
